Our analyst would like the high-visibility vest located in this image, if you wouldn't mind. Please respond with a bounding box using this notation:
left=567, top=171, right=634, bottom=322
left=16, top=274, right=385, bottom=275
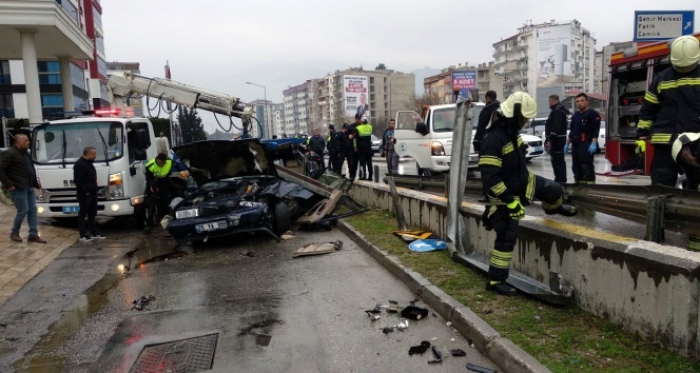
left=145, top=158, right=172, bottom=178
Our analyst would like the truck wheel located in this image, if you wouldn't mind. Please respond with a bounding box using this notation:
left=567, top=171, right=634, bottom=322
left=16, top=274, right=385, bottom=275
left=272, top=201, right=291, bottom=235
left=416, top=164, right=433, bottom=177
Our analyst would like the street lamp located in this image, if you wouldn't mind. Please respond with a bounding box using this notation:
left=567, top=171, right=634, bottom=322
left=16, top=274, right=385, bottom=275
left=246, top=81, right=268, bottom=138
left=388, top=74, right=408, bottom=123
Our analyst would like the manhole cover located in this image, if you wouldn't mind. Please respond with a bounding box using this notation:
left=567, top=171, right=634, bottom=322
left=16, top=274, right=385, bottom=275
left=130, top=333, right=218, bottom=373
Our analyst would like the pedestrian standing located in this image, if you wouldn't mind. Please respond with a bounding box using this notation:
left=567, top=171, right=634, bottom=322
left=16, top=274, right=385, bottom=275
left=73, top=146, right=105, bottom=241
left=338, top=124, right=353, bottom=176
left=382, top=119, right=399, bottom=174
left=544, top=94, right=570, bottom=183
left=472, top=91, right=500, bottom=153
left=356, top=116, right=374, bottom=180
left=327, top=124, right=341, bottom=173
left=638, top=35, right=700, bottom=187
left=347, top=115, right=361, bottom=180
left=565, top=93, right=600, bottom=184
left=0, top=134, right=46, bottom=243
left=479, top=92, right=576, bottom=296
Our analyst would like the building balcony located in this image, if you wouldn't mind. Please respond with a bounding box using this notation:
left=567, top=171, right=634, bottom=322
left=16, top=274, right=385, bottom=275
left=0, top=0, right=93, bottom=60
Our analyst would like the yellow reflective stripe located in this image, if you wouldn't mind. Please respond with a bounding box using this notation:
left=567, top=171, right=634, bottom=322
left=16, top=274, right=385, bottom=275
left=657, top=77, right=700, bottom=92
left=525, top=172, right=535, bottom=200
left=688, top=235, right=700, bottom=251
left=490, top=249, right=513, bottom=269
left=637, top=120, right=653, bottom=130
left=542, top=195, right=563, bottom=211
left=503, top=143, right=514, bottom=155
left=488, top=196, right=519, bottom=206
left=479, top=156, right=502, bottom=167
left=644, top=92, right=659, bottom=104
left=517, top=137, right=523, bottom=147
left=650, top=134, right=672, bottom=143
left=491, top=182, right=507, bottom=196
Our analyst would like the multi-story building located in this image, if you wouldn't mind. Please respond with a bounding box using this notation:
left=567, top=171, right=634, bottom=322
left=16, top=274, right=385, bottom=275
left=594, top=41, right=635, bottom=97
left=271, top=102, right=285, bottom=136
left=107, top=61, right=144, bottom=116
left=283, top=82, right=308, bottom=136
left=424, top=63, right=503, bottom=104
left=492, top=19, right=597, bottom=116
left=249, top=99, right=274, bottom=138
left=0, top=0, right=104, bottom=131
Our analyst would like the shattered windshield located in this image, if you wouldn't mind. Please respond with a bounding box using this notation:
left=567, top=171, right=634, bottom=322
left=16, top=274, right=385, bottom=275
left=32, top=122, right=124, bottom=164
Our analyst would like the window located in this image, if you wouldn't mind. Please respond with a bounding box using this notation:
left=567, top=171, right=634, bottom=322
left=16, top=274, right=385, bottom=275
left=33, top=121, right=125, bottom=164
left=0, top=60, right=9, bottom=84
left=0, top=94, right=14, bottom=118
left=93, top=6, right=102, bottom=30
left=95, top=36, right=106, bottom=56
left=41, top=94, right=64, bottom=118
left=73, top=96, right=87, bottom=110
left=61, top=0, right=79, bottom=25
left=70, top=63, right=86, bottom=90
left=38, top=61, right=61, bottom=84
left=97, top=57, right=107, bottom=77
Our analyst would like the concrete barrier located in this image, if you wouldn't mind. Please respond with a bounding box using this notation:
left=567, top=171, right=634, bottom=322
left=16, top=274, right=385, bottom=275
left=350, top=180, right=700, bottom=358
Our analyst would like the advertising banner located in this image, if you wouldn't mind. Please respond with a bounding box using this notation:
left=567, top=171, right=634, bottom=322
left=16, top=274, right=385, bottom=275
left=537, top=25, right=572, bottom=88
left=451, top=71, right=476, bottom=101
left=344, top=75, right=370, bottom=118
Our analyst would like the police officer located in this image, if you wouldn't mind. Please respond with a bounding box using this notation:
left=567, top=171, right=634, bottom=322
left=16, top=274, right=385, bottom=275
left=327, top=124, right=341, bottom=173
left=347, top=116, right=361, bottom=180
left=545, top=94, right=570, bottom=183
left=565, top=93, right=600, bottom=184
left=356, top=116, right=374, bottom=180
left=638, top=35, right=700, bottom=187
left=479, top=92, right=576, bottom=296
left=338, top=123, right=353, bottom=176
left=473, top=90, right=500, bottom=152
left=144, top=153, right=186, bottom=231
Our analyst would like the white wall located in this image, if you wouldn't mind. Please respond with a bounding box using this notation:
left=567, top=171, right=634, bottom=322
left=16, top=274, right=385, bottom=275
left=9, top=60, right=24, bottom=84
left=12, top=93, right=28, bottom=118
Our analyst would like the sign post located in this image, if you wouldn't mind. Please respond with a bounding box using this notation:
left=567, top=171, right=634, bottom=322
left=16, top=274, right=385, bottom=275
left=634, top=10, right=694, bottom=42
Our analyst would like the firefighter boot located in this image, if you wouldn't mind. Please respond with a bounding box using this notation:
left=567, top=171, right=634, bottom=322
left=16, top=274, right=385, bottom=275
left=485, top=281, right=517, bottom=296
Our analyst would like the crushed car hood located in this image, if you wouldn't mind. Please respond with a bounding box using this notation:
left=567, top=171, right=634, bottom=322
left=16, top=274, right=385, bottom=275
left=173, top=139, right=275, bottom=183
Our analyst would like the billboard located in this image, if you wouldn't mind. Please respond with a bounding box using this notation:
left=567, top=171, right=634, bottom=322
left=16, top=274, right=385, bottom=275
left=344, top=75, right=370, bottom=119
left=634, top=10, right=695, bottom=41
left=537, top=25, right=572, bottom=88
left=451, top=71, right=476, bottom=101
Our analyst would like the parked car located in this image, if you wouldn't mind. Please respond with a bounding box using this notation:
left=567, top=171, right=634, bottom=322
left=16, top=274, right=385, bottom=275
left=166, top=139, right=320, bottom=243
left=371, top=134, right=381, bottom=154
left=521, top=133, right=544, bottom=161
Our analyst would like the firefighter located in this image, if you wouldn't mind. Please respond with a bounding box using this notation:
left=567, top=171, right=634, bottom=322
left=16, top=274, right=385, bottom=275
left=637, top=35, right=700, bottom=187
left=671, top=132, right=700, bottom=251
left=479, top=92, right=577, bottom=296
left=564, top=92, right=600, bottom=184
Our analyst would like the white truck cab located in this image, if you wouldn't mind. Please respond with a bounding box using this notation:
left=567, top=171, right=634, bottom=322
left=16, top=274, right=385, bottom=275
left=32, top=115, right=157, bottom=227
left=393, top=103, right=484, bottom=175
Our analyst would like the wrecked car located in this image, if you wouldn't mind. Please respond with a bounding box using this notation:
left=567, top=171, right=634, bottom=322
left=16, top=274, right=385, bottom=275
left=166, top=139, right=319, bottom=242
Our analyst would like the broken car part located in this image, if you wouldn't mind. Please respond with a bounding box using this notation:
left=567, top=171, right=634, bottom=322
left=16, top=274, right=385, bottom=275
left=467, top=363, right=497, bottom=373
left=450, top=348, right=467, bottom=357
left=408, top=341, right=431, bottom=355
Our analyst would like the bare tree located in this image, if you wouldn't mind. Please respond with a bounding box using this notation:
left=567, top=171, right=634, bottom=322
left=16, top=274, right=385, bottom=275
left=404, top=92, right=442, bottom=115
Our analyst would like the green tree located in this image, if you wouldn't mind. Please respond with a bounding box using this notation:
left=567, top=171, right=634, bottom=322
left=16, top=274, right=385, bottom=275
left=149, top=117, right=171, bottom=140
left=178, top=107, right=207, bottom=144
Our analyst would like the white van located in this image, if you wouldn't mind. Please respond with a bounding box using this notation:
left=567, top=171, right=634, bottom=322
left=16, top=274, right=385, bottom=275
left=393, top=103, right=484, bottom=176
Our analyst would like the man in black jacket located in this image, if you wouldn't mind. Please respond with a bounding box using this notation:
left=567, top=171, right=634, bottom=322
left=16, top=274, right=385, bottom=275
left=0, top=134, right=46, bottom=243
left=327, top=124, right=341, bottom=173
left=472, top=90, right=500, bottom=153
left=73, top=146, right=104, bottom=241
left=544, top=94, right=569, bottom=183
left=338, top=123, right=353, bottom=176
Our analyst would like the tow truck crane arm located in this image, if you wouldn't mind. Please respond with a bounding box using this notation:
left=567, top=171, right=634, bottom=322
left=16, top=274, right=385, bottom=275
left=107, top=71, right=254, bottom=133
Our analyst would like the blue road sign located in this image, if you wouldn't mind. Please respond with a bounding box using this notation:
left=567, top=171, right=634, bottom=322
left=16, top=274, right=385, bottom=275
left=634, top=10, right=694, bottom=42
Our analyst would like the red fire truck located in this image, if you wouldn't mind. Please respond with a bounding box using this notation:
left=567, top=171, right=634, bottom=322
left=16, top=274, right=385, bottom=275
left=606, top=33, right=700, bottom=175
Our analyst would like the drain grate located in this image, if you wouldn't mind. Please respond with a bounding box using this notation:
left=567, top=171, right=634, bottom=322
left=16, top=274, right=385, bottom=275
left=130, top=333, right=218, bottom=373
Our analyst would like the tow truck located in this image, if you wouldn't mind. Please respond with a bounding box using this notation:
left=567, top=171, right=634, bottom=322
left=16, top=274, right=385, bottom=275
left=606, top=33, right=700, bottom=176
left=32, top=72, right=255, bottom=227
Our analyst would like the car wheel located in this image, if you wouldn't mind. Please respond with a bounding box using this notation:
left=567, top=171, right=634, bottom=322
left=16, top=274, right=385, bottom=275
left=272, top=200, right=291, bottom=235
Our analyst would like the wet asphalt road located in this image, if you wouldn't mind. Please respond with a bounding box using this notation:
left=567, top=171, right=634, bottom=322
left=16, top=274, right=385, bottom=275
left=0, top=219, right=496, bottom=373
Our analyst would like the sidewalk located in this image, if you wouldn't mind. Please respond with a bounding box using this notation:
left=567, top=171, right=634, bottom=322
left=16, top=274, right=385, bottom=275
left=0, top=202, right=79, bottom=306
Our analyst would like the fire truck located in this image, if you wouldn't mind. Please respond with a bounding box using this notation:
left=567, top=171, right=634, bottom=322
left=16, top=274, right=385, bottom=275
left=606, top=33, right=700, bottom=175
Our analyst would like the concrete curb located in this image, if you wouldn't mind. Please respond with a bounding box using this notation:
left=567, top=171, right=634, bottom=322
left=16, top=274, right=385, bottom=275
left=337, top=220, right=552, bottom=373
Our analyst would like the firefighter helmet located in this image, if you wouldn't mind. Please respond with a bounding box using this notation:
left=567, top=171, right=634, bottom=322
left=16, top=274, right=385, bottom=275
left=500, top=92, right=537, bottom=119
left=672, top=132, right=700, bottom=167
left=670, top=36, right=700, bottom=73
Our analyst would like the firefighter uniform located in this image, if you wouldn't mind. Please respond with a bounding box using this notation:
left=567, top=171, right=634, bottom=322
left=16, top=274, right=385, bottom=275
left=638, top=65, right=700, bottom=187
left=479, top=114, right=574, bottom=290
left=568, top=109, right=601, bottom=183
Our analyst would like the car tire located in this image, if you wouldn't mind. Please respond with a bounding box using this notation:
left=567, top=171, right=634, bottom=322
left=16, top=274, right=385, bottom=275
left=272, top=200, right=291, bottom=235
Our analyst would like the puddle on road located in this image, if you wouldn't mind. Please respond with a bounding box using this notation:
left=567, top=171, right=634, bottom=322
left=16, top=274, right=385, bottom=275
left=13, top=235, right=187, bottom=373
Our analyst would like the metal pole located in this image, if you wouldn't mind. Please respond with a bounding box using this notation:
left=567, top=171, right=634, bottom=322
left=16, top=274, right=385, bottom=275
left=645, top=195, right=665, bottom=243
left=387, top=176, right=408, bottom=231
left=263, top=86, right=268, bottom=139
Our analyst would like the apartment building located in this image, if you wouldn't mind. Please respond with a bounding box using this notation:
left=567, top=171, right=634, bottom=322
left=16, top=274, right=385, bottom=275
left=0, top=0, right=105, bottom=128
left=283, top=82, right=308, bottom=136
left=106, top=61, right=144, bottom=116
left=492, top=19, right=597, bottom=116
left=424, top=62, right=503, bottom=104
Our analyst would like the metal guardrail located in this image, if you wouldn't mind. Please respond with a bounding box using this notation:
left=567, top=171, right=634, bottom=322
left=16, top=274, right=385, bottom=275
left=384, top=174, right=700, bottom=241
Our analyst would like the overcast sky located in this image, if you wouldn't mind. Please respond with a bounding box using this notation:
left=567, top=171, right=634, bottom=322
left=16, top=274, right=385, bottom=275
left=102, top=0, right=696, bottom=132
